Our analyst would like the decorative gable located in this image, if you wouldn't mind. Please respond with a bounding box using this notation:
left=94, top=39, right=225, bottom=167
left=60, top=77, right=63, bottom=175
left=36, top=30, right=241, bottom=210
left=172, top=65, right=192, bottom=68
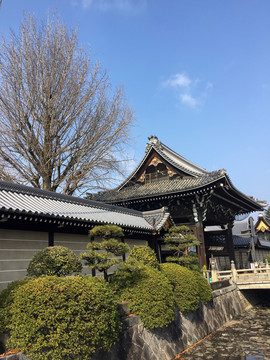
left=137, top=153, right=178, bottom=184
left=256, top=219, right=270, bottom=233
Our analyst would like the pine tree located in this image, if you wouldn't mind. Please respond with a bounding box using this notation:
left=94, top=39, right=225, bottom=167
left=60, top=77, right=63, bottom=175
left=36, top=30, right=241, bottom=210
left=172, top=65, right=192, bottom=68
left=164, top=225, right=201, bottom=271
left=81, top=225, right=130, bottom=281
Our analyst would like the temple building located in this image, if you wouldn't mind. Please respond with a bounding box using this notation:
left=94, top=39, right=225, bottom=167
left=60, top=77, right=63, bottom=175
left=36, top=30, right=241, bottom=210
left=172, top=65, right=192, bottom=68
left=90, top=135, right=266, bottom=266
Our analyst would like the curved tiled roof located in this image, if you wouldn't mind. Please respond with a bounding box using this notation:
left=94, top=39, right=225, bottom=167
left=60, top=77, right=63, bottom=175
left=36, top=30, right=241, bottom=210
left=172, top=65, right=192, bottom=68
left=0, top=180, right=153, bottom=231
left=92, top=170, right=225, bottom=202
left=118, top=135, right=209, bottom=190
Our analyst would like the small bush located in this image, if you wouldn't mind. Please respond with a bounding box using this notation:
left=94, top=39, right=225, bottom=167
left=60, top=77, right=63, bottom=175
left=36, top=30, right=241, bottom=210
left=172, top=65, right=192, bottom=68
left=8, top=276, right=121, bottom=360
left=119, top=266, right=175, bottom=328
left=27, top=246, right=82, bottom=277
left=192, top=271, right=212, bottom=304
left=109, top=257, right=147, bottom=298
left=161, top=263, right=202, bottom=312
left=0, top=278, right=29, bottom=333
left=128, top=245, right=160, bottom=269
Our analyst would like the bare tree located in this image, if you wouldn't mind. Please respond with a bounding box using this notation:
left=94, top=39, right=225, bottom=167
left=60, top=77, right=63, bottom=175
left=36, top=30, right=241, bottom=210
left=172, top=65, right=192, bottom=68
left=0, top=13, right=134, bottom=195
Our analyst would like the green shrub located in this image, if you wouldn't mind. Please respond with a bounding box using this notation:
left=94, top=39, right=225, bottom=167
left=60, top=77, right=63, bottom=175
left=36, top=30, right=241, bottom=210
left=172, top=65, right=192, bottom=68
left=109, top=257, right=145, bottom=295
left=27, top=246, right=82, bottom=277
left=161, top=263, right=203, bottom=312
left=119, top=266, right=175, bottom=328
left=128, top=245, right=160, bottom=269
left=192, top=270, right=212, bottom=304
left=8, top=276, right=121, bottom=360
left=0, top=278, right=30, bottom=333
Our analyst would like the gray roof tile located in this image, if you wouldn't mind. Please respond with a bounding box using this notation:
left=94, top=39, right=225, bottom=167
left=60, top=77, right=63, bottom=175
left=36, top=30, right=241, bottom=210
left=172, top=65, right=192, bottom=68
left=0, top=180, right=154, bottom=231
left=92, top=171, right=224, bottom=202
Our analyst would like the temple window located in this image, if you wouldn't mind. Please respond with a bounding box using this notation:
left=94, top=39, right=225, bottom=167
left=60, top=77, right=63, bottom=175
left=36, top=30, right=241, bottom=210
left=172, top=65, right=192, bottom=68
left=145, top=163, right=168, bottom=183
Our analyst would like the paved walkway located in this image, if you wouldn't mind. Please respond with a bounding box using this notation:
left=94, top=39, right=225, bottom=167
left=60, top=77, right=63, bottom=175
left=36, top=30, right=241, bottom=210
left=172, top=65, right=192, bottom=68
left=174, top=307, right=270, bottom=360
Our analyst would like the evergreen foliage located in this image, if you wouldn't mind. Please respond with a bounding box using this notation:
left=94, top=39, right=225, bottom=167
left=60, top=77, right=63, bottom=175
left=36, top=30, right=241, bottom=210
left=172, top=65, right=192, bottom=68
left=7, top=276, right=121, bottom=360
left=115, top=266, right=175, bottom=328
left=192, top=270, right=212, bottom=304
left=164, top=225, right=201, bottom=271
left=27, top=246, right=82, bottom=277
left=128, top=245, right=160, bottom=269
left=81, top=225, right=129, bottom=281
left=160, top=263, right=212, bottom=312
left=109, top=257, right=146, bottom=293
left=0, top=278, right=29, bottom=333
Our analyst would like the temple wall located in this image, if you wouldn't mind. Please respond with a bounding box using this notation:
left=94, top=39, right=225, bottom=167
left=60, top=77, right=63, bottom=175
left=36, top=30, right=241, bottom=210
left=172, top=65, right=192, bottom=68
left=0, top=228, right=149, bottom=290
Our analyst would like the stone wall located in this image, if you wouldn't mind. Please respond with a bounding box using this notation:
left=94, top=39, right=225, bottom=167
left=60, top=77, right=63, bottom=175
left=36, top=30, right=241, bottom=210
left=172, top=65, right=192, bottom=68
left=0, top=285, right=258, bottom=360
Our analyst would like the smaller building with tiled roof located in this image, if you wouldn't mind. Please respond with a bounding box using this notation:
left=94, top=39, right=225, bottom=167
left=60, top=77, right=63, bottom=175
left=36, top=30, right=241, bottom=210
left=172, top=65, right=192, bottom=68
left=0, top=180, right=170, bottom=290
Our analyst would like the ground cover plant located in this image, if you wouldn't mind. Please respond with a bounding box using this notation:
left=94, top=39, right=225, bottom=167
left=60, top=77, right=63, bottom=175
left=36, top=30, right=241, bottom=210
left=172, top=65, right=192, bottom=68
left=7, top=276, right=121, bottom=360
left=27, top=246, right=82, bottom=277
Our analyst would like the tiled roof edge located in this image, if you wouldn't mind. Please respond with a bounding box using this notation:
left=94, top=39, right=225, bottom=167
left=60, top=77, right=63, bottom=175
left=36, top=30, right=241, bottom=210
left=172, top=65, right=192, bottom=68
left=0, top=180, right=144, bottom=218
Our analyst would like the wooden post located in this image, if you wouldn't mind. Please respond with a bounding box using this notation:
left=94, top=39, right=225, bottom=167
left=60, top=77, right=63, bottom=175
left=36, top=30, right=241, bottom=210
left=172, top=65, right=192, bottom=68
left=210, top=258, right=218, bottom=282
left=226, top=222, right=236, bottom=266
left=231, top=260, right=237, bottom=283
left=194, top=222, right=207, bottom=267
left=48, top=231, right=54, bottom=247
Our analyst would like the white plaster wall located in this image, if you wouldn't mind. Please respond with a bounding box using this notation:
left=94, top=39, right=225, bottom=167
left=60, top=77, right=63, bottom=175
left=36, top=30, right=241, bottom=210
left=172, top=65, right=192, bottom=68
left=0, top=229, right=48, bottom=291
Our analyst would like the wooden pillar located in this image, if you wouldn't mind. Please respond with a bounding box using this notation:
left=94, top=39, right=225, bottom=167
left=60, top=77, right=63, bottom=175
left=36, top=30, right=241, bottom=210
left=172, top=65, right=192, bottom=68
left=226, top=222, right=236, bottom=266
left=48, top=231, right=54, bottom=247
left=122, top=238, right=126, bottom=262
left=194, top=222, right=207, bottom=267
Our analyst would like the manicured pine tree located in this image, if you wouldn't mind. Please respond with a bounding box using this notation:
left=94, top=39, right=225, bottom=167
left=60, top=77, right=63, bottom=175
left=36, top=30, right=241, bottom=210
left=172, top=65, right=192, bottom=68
left=164, top=225, right=201, bottom=271
left=81, top=225, right=130, bottom=281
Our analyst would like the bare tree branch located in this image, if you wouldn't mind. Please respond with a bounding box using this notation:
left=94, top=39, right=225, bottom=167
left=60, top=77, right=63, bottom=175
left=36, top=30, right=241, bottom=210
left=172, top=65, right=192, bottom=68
left=0, top=12, right=134, bottom=195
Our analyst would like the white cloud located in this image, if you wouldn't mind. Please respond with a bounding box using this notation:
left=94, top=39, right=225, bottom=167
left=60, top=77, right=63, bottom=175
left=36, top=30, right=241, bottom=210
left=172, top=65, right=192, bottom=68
left=164, top=73, right=191, bottom=88
left=162, top=72, right=212, bottom=109
left=81, top=0, right=146, bottom=12
left=180, top=93, right=198, bottom=108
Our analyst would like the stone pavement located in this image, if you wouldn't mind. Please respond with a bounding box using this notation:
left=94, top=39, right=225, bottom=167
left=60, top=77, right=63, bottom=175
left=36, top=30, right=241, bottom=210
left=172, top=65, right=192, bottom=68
left=174, top=307, right=270, bottom=360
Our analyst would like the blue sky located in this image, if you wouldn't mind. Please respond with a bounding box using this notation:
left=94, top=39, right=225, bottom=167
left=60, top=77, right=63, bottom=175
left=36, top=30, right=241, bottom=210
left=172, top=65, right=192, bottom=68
left=0, top=0, right=270, bottom=212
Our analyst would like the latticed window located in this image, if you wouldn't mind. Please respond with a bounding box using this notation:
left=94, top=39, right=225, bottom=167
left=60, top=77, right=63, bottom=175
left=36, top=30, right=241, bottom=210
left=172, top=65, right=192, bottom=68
left=145, top=163, right=169, bottom=183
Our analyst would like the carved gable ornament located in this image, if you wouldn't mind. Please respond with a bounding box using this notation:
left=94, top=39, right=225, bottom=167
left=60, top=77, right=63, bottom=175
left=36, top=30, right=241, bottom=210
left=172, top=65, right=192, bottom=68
left=137, top=156, right=177, bottom=183
left=256, top=220, right=270, bottom=233
left=149, top=156, right=162, bottom=167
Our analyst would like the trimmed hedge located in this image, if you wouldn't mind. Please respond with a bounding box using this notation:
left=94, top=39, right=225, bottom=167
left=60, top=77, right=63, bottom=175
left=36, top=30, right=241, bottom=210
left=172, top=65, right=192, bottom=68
left=7, top=276, right=121, bottom=360
left=128, top=245, right=160, bottom=269
left=118, top=266, right=175, bottom=328
left=160, top=263, right=212, bottom=312
left=27, top=246, right=82, bottom=277
left=0, top=278, right=29, bottom=333
left=192, top=270, right=212, bottom=304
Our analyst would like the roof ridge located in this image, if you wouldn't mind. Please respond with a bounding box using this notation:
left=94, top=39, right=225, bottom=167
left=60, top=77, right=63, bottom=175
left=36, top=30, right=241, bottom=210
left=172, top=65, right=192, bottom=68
left=117, top=135, right=210, bottom=190
left=149, top=136, right=209, bottom=175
